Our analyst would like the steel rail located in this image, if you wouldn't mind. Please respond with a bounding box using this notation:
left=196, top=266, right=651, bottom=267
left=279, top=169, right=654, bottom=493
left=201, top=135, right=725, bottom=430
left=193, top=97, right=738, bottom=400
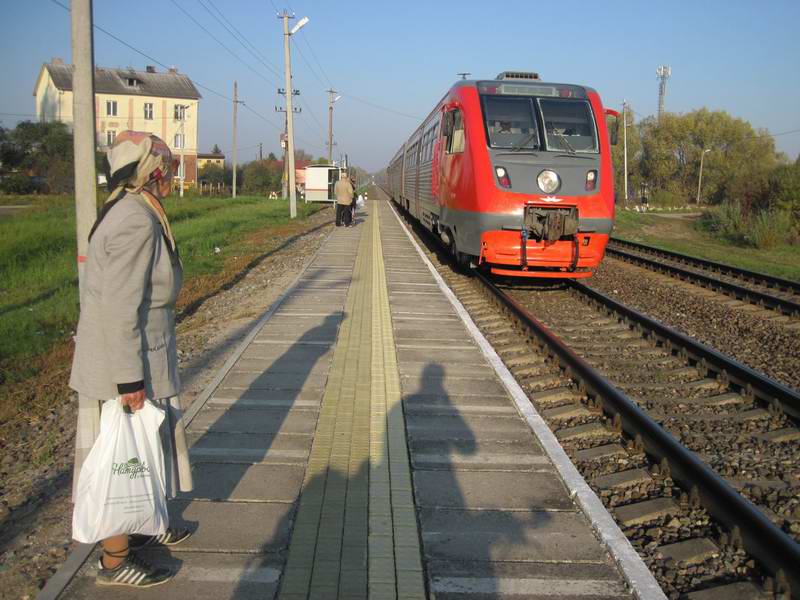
left=571, top=281, right=800, bottom=420
left=610, top=237, right=800, bottom=295
left=607, top=244, right=800, bottom=317
left=476, top=271, right=800, bottom=597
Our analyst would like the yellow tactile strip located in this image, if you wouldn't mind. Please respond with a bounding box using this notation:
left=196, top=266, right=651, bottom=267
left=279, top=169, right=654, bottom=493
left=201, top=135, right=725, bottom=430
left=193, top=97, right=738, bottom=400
left=369, top=205, right=426, bottom=599
left=278, top=205, right=425, bottom=599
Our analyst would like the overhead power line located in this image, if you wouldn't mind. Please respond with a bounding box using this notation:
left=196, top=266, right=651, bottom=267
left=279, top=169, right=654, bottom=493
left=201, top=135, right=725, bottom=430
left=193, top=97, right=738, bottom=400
left=48, top=0, right=232, bottom=103
left=169, top=0, right=280, bottom=90
left=199, top=0, right=282, bottom=79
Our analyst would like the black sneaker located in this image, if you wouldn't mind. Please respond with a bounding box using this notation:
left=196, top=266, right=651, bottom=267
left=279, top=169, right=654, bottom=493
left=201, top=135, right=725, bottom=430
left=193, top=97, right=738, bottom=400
left=130, top=527, right=192, bottom=549
left=96, top=552, right=173, bottom=588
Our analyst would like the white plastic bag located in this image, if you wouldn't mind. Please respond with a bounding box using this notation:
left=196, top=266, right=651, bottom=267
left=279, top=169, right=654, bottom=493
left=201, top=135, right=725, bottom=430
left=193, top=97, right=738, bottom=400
left=72, top=398, right=169, bottom=543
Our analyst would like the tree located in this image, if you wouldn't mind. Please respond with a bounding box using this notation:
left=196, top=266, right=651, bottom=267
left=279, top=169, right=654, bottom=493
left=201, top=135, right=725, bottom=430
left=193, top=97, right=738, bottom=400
left=267, top=152, right=277, bottom=161
left=211, top=143, right=222, bottom=155
left=0, top=120, right=74, bottom=193
left=764, top=161, right=800, bottom=217
left=199, top=163, right=225, bottom=185
left=609, top=106, right=642, bottom=202
left=638, top=109, right=779, bottom=209
left=242, top=159, right=283, bottom=194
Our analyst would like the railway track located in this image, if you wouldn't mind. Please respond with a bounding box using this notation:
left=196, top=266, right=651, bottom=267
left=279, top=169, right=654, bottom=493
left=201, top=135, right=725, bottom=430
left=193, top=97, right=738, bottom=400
left=606, top=238, right=800, bottom=320
left=382, top=191, right=800, bottom=599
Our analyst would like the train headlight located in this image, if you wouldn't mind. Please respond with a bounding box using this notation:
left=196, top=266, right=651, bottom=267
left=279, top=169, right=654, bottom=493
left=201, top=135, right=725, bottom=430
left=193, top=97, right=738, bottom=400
left=495, top=166, right=511, bottom=189
left=537, top=169, right=560, bottom=194
left=585, top=170, right=598, bottom=192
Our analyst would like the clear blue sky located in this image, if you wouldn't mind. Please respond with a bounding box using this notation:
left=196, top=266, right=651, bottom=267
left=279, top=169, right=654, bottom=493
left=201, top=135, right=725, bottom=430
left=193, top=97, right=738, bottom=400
left=1, top=0, right=799, bottom=172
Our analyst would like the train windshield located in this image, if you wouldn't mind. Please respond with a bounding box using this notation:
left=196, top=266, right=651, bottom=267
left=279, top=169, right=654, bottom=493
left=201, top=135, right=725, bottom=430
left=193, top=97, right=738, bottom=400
left=538, top=99, right=598, bottom=153
left=482, top=96, right=540, bottom=150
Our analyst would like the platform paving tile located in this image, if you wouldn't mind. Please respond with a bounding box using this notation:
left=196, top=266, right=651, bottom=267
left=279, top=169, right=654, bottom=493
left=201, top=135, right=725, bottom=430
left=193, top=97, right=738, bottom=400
left=405, top=414, right=535, bottom=441
left=426, top=560, right=630, bottom=599
left=396, top=347, right=487, bottom=365
left=221, top=370, right=329, bottom=390
left=409, top=438, right=548, bottom=470
left=398, top=361, right=495, bottom=379
left=64, top=551, right=283, bottom=600
left=230, top=357, right=331, bottom=377
left=414, top=470, right=571, bottom=510
left=187, top=432, right=312, bottom=464
left=399, top=374, right=507, bottom=397
left=208, top=386, right=324, bottom=404
left=187, top=407, right=319, bottom=435
left=418, top=508, right=606, bottom=563
left=402, top=394, right=515, bottom=416
left=181, top=463, right=304, bottom=502
left=167, top=500, right=293, bottom=553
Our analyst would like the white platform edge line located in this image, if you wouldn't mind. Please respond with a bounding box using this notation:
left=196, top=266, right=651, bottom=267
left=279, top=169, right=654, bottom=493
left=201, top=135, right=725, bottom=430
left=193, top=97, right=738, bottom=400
left=181, top=224, right=339, bottom=429
left=385, top=199, right=666, bottom=600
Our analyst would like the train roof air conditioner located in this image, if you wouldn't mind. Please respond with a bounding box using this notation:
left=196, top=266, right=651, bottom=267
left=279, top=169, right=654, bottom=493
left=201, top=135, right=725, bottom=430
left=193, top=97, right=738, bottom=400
left=495, top=71, right=541, bottom=81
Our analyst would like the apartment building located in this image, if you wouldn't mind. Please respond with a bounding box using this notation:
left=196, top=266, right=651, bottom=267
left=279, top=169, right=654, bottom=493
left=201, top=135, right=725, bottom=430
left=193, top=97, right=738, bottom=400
left=33, top=58, right=202, bottom=184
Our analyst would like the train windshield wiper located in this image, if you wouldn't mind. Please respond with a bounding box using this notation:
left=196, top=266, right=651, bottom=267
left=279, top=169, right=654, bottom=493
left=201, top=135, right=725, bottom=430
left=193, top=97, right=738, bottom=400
left=510, top=132, right=539, bottom=153
left=552, top=130, right=577, bottom=155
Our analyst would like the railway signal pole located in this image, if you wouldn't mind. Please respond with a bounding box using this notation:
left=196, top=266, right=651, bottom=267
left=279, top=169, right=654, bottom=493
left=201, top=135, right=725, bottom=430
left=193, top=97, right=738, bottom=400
left=279, top=11, right=309, bottom=218
left=70, top=0, right=97, bottom=294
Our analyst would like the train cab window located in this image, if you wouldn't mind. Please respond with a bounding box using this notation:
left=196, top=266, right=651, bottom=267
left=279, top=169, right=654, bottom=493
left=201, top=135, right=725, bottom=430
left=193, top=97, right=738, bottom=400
left=445, top=110, right=465, bottom=154
left=482, top=96, right=539, bottom=149
left=538, top=99, right=598, bottom=153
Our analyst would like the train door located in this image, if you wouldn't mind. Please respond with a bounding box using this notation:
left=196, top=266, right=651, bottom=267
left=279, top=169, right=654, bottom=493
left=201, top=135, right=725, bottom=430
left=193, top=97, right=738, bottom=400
left=414, top=141, right=422, bottom=218
left=440, top=107, right=466, bottom=209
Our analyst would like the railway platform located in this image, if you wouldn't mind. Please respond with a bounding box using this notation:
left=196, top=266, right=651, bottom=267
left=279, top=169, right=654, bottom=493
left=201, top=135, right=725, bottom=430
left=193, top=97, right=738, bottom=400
left=53, top=197, right=662, bottom=599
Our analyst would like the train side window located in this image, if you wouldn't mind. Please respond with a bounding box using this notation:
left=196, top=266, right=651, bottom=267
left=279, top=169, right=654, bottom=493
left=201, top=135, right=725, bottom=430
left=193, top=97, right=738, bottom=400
left=446, top=110, right=465, bottom=154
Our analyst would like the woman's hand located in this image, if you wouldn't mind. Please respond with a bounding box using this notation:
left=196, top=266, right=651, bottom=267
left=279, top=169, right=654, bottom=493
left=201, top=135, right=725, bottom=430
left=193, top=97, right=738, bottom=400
left=120, top=390, right=146, bottom=412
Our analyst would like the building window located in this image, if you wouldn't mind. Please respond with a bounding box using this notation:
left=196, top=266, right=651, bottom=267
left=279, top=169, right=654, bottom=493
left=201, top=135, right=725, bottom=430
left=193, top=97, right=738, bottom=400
left=126, top=77, right=139, bottom=88
left=106, top=130, right=116, bottom=146
left=174, top=104, right=186, bottom=121
left=174, top=133, right=185, bottom=149
left=106, top=100, right=118, bottom=117
left=143, top=103, right=153, bottom=120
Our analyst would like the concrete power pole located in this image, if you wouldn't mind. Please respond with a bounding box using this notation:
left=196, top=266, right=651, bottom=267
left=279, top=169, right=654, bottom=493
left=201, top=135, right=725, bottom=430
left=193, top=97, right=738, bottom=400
left=280, top=11, right=300, bottom=219
left=656, top=65, right=671, bottom=122
left=178, top=106, right=187, bottom=198
left=232, top=80, right=240, bottom=198
left=259, top=142, right=263, bottom=161
left=70, top=0, right=98, bottom=293
left=622, top=100, right=628, bottom=203
left=327, top=88, right=339, bottom=164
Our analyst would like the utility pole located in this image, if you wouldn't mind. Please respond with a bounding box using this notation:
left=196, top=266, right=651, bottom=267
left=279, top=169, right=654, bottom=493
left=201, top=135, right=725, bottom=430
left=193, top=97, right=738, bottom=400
left=326, top=88, right=340, bottom=164
left=275, top=102, right=299, bottom=198
left=622, top=100, right=628, bottom=204
left=232, top=80, right=242, bottom=198
left=656, top=65, right=671, bottom=122
left=259, top=142, right=263, bottom=161
left=70, top=0, right=97, bottom=293
left=279, top=11, right=308, bottom=219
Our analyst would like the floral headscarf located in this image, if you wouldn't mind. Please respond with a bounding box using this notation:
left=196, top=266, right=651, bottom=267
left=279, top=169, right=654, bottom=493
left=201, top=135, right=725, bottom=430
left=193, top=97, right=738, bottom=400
left=91, top=131, right=178, bottom=255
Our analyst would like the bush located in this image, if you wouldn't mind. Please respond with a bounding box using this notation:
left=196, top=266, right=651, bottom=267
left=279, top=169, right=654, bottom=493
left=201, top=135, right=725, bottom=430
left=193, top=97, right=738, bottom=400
left=648, top=189, right=685, bottom=208
left=697, top=201, right=748, bottom=242
left=0, top=173, right=35, bottom=194
left=748, top=210, right=794, bottom=249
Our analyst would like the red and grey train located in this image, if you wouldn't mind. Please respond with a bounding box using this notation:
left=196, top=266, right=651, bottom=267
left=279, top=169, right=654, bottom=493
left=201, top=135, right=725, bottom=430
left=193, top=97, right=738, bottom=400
left=387, top=71, right=619, bottom=278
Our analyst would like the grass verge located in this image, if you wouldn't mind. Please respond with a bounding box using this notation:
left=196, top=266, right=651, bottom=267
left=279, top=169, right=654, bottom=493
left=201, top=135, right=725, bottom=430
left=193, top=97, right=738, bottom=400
left=0, top=194, right=327, bottom=424
left=612, top=210, right=800, bottom=282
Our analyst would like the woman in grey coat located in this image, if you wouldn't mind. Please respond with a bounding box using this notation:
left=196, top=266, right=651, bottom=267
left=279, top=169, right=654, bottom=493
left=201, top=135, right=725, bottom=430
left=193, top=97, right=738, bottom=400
left=70, top=131, right=193, bottom=588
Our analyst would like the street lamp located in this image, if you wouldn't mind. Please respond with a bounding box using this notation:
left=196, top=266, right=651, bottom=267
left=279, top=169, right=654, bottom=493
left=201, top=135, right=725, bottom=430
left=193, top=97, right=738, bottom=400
left=695, top=148, right=711, bottom=205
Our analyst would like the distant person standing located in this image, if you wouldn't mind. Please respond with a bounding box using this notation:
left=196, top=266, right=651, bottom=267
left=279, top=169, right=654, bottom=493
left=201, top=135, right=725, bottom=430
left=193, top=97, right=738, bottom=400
left=334, top=172, right=354, bottom=227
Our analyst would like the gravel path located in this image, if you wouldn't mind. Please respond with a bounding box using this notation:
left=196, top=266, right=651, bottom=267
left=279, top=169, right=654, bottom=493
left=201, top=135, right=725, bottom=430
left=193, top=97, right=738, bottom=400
left=0, top=207, right=334, bottom=599
left=589, top=257, right=800, bottom=392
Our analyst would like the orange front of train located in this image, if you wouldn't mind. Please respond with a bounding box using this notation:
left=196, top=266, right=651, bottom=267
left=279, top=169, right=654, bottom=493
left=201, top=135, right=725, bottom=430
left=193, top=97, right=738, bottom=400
left=436, top=72, right=617, bottom=278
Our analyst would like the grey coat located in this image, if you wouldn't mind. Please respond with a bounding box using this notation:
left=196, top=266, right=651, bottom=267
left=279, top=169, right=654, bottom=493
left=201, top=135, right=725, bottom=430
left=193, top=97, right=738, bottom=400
left=69, top=193, right=182, bottom=401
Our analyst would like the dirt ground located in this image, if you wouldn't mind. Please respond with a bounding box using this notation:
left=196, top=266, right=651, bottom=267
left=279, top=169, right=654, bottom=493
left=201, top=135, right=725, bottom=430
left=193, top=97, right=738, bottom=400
left=0, top=206, right=334, bottom=599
